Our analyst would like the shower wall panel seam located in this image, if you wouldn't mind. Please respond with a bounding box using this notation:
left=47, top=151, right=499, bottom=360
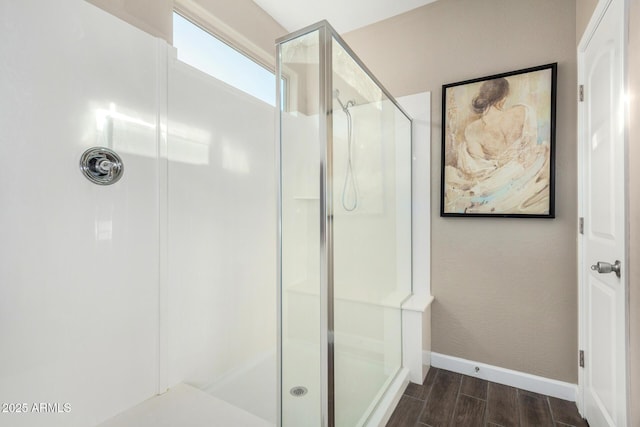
left=157, top=39, right=170, bottom=396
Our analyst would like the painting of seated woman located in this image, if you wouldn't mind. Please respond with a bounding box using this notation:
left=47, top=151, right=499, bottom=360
left=441, top=64, right=556, bottom=217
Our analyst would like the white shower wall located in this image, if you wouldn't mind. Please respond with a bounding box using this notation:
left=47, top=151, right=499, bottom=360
left=0, top=1, right=161, bottom=426
left=0, top=1, right=276, bottom=426
left=167, top=58, right=277, bottom=422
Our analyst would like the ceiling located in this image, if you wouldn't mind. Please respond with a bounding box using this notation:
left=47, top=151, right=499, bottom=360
left=251, top=0, right=439, bottom=34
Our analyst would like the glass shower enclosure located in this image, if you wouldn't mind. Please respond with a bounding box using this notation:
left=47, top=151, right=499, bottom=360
left=276, top=21, right=412, bottom=427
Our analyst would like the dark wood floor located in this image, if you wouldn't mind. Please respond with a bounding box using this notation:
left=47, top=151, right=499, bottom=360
left=386, top=368, right=588, bottom=427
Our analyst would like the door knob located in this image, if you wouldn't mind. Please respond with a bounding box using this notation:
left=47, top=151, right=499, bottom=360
left=590, top=260, right=621, bottom=278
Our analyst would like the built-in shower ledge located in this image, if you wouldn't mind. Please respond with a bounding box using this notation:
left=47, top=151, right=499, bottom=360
left=286, top=280, right=411, bottom=309
left=98, top=383, right=273, bottom=427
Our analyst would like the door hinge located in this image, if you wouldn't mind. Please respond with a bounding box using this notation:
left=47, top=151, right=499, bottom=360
left=579, top=217, right=584, bottom=234
left=579, top=350, right=585, bottom=368
left=579, top=85, right=584, bottom=102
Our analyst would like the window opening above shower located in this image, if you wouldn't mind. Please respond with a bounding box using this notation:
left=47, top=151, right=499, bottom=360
left=172, top=12, right=284, bottom=107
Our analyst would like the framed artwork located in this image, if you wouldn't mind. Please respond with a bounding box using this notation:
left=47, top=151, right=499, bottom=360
left=440, top=63, right=557, bottom=218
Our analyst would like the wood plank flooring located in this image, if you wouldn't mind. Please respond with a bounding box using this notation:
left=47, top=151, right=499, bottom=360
left=386, top=368, right=588, bottom=427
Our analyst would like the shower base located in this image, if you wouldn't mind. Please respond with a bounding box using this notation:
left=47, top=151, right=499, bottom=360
left=283, top=340, right=408, bottom=427
left=98, top=383, right=273, bottom=427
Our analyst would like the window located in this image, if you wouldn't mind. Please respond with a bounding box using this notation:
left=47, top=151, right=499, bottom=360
left=173, top=12, right=278, bottom=106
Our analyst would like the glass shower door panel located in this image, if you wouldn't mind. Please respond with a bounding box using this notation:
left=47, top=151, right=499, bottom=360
left=279, top=29, right=323, bottom=427
left=331, top=38, right=412, bottom=426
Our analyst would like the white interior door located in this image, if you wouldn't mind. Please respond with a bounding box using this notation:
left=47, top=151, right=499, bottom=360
left=578, top=0, right=628, bottom=425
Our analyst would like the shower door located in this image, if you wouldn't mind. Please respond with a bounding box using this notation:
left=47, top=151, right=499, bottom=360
left=277, top=21, right=412, bottom=427
left=330, top=36, right=412, bottom=427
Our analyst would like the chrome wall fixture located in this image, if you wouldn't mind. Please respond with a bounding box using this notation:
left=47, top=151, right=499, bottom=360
left=79, top=147, right=124, bottom=185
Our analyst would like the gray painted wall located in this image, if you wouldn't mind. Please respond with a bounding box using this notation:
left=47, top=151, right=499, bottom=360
left=344, top=0, right=579, bottom=383
left=576, top=0, right=599, bottom=42
left=86, top=0, right=173, bottom=42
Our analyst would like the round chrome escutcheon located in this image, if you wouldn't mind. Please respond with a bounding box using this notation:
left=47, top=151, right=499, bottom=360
left=80, top=147, right=124, bottom=185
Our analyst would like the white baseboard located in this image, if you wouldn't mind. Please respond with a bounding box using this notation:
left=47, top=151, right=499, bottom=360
left=428, top=352, right=577, bottom=402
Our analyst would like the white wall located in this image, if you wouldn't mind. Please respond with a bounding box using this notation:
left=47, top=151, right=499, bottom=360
left=166, top=57, right=277, bottom=422
left=0, top=1, right=162, bottom=426
left=0, top=1, right=278, bottom=425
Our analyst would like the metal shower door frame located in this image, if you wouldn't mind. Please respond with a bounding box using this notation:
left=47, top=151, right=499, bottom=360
left=276, top=20, right=412, bottom=427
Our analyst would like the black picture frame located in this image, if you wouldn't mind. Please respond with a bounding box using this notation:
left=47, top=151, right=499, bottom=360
left=440, top=63, right=557, bottom=218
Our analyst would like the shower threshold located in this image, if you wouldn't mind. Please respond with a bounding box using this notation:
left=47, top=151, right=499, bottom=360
left=98, top=383, right=273, bottom=427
